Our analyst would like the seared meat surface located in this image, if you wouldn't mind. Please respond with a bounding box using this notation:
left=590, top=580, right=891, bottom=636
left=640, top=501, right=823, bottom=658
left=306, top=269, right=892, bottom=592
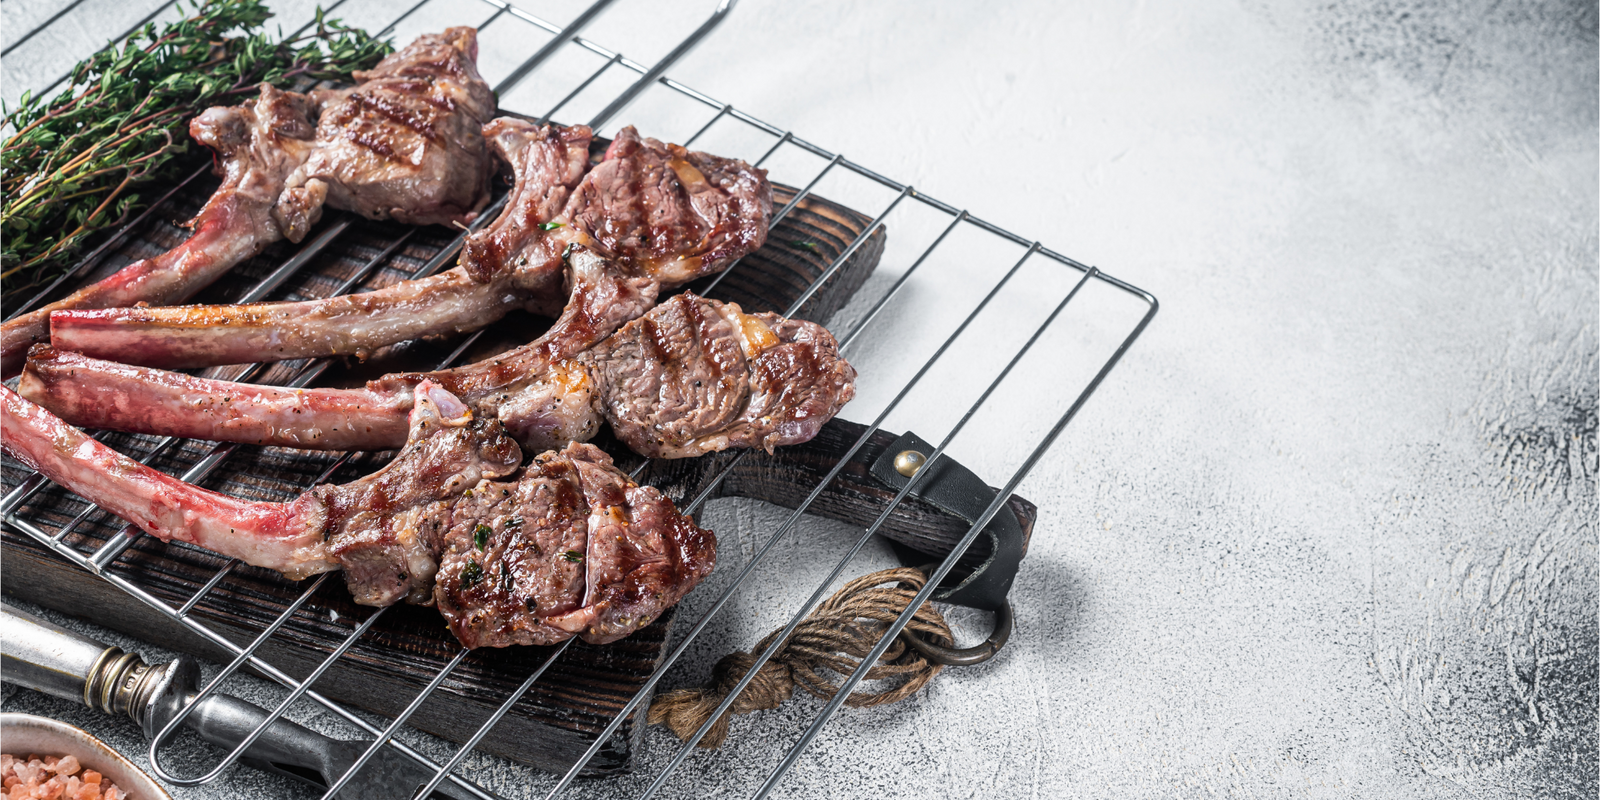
left=278, top=26, right=497, bottom=237
left=0, top=85, right=319, bottom=377
left=23, top=294, right=857, bottom=458
left=463, top=292, right=859, bottom=457
left=432, top=443, right=716, bottom=647
left=456, top=122, right=775, bottom=287
left=455, top=118, right=599, bottom=295
left=0, top=380, right=715, bottom=648
left=583, top=293, right=857, bottom=458
left=1, top=27, right=497, bottom=379
left=312, top=387, right=523, bottom=607
left=562, top=125, right=774, bottom=286
left=47, top=123, right=773, bottom=373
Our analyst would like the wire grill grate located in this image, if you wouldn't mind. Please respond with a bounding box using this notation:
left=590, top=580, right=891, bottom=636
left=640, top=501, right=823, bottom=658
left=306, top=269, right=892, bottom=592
left=1, top=1, right=1158, bottom=798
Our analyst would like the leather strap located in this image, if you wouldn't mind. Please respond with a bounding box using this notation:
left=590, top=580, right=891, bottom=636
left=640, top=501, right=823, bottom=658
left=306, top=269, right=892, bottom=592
left=868, top=432, right=1025, bottom=611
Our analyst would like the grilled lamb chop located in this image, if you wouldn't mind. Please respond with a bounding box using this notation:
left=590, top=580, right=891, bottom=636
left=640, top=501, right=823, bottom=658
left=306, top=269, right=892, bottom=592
left=23, top=293, right=855, bottom=459
left=0, top=86, right=319, bottom=378
left=273, top=26, right=497, bottom=238
left=0, top=27, right=497, bottom=379
left=47, top=123, right=772, bottom=373
left=0, top=380, right=715, bottom=647
left=430, top=440, right=715, bottom=646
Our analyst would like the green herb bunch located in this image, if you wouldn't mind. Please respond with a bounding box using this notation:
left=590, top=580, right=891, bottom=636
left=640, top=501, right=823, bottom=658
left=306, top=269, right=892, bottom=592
left=1, top=0, right=392, bottom=292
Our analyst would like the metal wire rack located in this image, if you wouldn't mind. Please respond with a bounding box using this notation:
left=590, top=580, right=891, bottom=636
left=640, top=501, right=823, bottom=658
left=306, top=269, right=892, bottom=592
left=1, top=1, right=1159, bottom=798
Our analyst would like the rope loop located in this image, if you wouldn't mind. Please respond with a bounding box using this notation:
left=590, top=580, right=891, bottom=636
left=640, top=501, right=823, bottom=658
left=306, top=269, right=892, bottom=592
left=647, top=567, right=954, bottom=749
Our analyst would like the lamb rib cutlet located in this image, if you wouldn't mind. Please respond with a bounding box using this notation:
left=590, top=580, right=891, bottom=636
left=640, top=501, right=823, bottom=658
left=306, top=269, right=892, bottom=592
left=49, top=118, right=594, bottom=370
left=23, top=293, right=857, bottom=459
left=0, top=85, right=319, bottom=379
left=279, top=26, right=497, bottom=235
left=47, top=122, right=773, bottom=374
left=0, top=26, right=497, bottom=379
left=0, top=380, right=716, bottom=647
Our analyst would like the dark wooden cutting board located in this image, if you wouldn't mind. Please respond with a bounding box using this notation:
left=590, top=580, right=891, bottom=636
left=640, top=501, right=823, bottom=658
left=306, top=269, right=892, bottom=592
left=1, top=169, right=1036, bottom=775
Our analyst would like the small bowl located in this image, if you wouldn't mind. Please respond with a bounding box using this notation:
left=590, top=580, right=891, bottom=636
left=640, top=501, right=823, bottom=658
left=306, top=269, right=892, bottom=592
left=0, top=713, right=171, bottom=800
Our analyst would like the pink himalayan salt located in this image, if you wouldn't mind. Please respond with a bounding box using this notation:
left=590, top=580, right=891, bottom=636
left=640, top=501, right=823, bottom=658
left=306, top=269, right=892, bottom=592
left=1, top=754, right=126, bottom=800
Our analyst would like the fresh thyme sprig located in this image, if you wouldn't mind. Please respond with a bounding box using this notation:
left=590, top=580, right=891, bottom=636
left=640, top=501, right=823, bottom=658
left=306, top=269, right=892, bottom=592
left=0, top=0, right=391, bottom=292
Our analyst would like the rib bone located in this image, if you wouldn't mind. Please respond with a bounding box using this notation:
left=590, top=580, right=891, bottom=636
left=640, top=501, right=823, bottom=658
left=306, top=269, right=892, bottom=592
left=22, top=293, right=856, bottom=459
left=47, top=122, right=772, bottom=372
left=2, top=27, right=497, bottom=378
left=1, top=86, right=319, bottom=377
left=0, top=379, right=514, bottom=583
left=0, top=380, right=715, bottom=647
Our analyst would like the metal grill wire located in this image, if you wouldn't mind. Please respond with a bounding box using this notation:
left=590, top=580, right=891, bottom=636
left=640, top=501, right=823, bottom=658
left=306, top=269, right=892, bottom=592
left=0, top=1, right=1159, bottom=798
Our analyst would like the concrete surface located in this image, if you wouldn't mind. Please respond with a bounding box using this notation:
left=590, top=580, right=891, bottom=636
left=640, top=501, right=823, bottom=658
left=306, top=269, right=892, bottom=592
left=2, top=0, right=1595, bottom=798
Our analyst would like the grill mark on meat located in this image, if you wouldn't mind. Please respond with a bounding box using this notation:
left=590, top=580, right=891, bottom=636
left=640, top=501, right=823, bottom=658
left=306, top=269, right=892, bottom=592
left=640, top=316, right=673, bottom=376
left=689, top=296, right=736, bottom=388
left=561, top=275, right=598, bottom=351
left=347, top=91, right=440, bottom=140
left=2, top=380, right=715, bottom=647
left=23, top=292, right=855, bottom=461
left=380, top=78, right=458, bottom=112
left=339, top=126, right=399, bottom=160
left=354, top=47, right=468, bottom=83
left=43, top=121, right=770, bottom=378
left=432, top=442, right=714, bottom=647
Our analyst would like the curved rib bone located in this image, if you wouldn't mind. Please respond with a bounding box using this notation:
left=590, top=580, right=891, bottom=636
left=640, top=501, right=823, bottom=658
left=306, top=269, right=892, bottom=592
left=48, top=123, right=772, bottom=372
left=23, top=293, right=856, bottom=459
left=1, top=381, right=714, bottom=647
left=48, top=269, right=528, bottom=370
left=2, top=379, right=330, bottom=578
left=19, top=347, right=409, bottom=451
left=0, top=378, right=516, bottom=581
left=3, top=27, right=498, bottom=378
left=1, top=86, right=319, bottom=378
left=48, top=119, right=591, bottom=369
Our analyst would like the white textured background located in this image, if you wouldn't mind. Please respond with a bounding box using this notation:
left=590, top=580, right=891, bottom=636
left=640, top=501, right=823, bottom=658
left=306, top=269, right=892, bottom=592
left=2, top=0, right=1596, bottom=798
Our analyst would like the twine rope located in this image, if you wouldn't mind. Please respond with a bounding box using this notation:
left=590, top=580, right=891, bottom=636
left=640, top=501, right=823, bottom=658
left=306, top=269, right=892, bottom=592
left=647, top=567, right=954, bottom=749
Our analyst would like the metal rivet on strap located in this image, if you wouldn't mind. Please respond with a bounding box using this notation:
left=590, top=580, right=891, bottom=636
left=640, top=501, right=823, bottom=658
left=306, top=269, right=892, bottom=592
left=893, top=449, right=926, bottom=477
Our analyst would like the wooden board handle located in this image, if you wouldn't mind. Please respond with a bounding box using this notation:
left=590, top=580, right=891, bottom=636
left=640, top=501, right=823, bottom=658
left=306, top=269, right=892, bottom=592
left=630, top=417, right=1037, bottom=573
